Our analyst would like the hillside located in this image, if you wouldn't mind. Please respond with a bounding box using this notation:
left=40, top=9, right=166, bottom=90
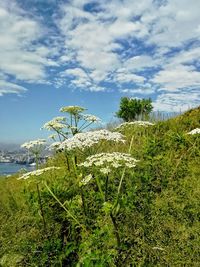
left=0, top=107, right=200, bottom=267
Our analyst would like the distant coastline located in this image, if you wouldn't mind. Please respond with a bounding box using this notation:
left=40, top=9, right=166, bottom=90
left=0, top=162, right=35, bottom=176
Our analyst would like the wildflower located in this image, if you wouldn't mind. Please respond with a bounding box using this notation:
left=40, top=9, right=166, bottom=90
left=115, top=121, right=155, bottom=130
left=100, top=167, right=111, bottom=175
left=21, top=139, right=46, bottom=150
left=78, top=152, right=138, bottom=172
left=80, top=174, right=93, bottom=186
left=187, top=128, right=200, bottom=135
left=60, top=106, right=86, bottom=114
left=17, top=167, right=61, bottom=180
left=58, top=129, right=125, bottom=151
left=81, top=114, right=101, bottom=123
left=42, top=117, right=67, bottom=131
left=48, top=142, right=62, bottom=150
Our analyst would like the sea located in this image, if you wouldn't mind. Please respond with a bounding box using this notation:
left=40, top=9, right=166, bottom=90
left=0, top=162, right=35, bottom=176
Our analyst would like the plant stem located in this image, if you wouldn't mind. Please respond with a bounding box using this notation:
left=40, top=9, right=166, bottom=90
left=117, top=135, right=134, bottom=199
left=95, top=176, right=104, bottom=201
left=36, top=183, right=47, bottom=235
left=64, top=152, right=70, bottom=171
left=105, top=175, right=109, bottom=202
left=110, top=212, right=121, bottom=248
left=80, top=187, right=88, bottom=222
left=44, top=182, right=84, bottom=229
left=117, top=167, right=126, bottom=197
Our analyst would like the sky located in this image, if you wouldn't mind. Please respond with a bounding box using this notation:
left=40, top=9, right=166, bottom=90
left=0, top=0, right=200, bottom=144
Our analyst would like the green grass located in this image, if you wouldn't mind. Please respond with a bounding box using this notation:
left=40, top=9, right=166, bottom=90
left=0, top=107, right=200, bottom=266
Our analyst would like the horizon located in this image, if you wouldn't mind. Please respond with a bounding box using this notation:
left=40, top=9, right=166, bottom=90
left=0, top=0, right=200, bottom=143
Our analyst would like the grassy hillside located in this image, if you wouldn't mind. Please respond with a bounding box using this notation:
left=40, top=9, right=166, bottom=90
left=0, top=107, right=200, bottom=266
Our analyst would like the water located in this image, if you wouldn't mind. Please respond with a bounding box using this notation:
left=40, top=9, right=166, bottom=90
left=0, top=162, right=35, bottom=176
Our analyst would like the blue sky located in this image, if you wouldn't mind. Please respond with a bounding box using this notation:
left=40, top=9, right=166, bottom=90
left=0, top=0, right=200, bottom=143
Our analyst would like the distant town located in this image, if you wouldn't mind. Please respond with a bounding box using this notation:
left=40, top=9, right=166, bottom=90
left=0, top=149, right=50, bottom=165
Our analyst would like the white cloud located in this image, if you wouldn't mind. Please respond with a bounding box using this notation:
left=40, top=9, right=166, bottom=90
left=147, top=0, right=200, bottom=47
left=57, top=0, right=151, bottom=90
left=61, top=67, right=92, bottom=88
left=124, top=55, right=160, bottom=71
left=0, top=80, right=27, bottom=96
left=113, top=70, right=145, bottom=84
left=0, top=0, right=200, bottom=111
left=152, top=65, right=200, bottom=91
left=55, top=0, right=200, bottom=110
left=120, top=85, right=155, bottom=95
left=153, top=91, right=200, bottom=112
left=0, top=0, right=57, bottom=94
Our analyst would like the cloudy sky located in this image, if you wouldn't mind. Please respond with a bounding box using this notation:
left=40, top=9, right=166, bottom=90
left=0, top=0, right=200, bottom=143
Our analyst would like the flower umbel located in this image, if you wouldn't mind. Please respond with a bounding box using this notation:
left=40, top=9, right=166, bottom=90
left=115, top=121, right=155, bottom=130
left=81, top=114, right=101, bottom=123
left=187, top=128, right=200, bottom=135
left=80, top=174, right=93, bottom=186
left=57, top=130, right=125, bottom=152
left=17, top=167, right=61, bottom=180
left=21, top=139, right=46, bottom=150
left=78, top=152, right=138, bottom=173
left=60, top=106, right=86, bottom=115
left=42, top=117, right=67, bottom=131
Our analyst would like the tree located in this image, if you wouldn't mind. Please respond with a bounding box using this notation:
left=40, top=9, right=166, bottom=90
left=116, top=97, right=153, bottom=122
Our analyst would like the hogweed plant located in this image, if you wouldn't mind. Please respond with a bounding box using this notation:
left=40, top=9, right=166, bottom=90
left=21, top=139, right=46, bottom=168
left=42, top=117, right=68, bottom=141
left=20, top=140, right=49, bottom=237
left=115, top=121, right=155, bottom=131
left=77, top=136, right=138, bottom=249
left=42, top=105, right=101, bottom=170
left=53, top=129, right=125, bottom=154
left=17, top=167, right=61, bottom=180
left=42, top=105, right=101, bottom=143
left=60, top=105, right=101, bottom=136
left=18, top=105, right=140, bottom=264
left=187, top=128, right=200, bottom=135
left=78, top=152, right=138, bottom=201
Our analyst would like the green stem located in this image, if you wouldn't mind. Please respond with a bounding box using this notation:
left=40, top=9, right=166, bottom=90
left=116, top=135, right=134, bottom=204
left=36, top=183, right=47, bottom=234
left=128, top=135, right=134, bottom=153
left=79, top=121, right=93, bottom=132
left=80, top=187, right=87, bottom=218
left=44, top=182, right=84, bottom=229
left=35, top=154, right=39, bottom=169
left=95, top=176, right=104, bottom=200
left=64, top=152, right=70, bottom=171
left=105, top=175, right=109, bottom=202
left=52, top=127, right=68, bottom=140
left=110, top=212, right=121, bottom=248
left=72, top=156, right=78, bottom=176
left=117, top=167, right=126, bottom=197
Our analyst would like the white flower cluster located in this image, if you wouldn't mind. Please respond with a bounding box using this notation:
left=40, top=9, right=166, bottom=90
left=42, top=117, right=67, bottom=131
left=78, top=152, right=138, bottom=174
left=115, top=121, right=155, bottom=130
left=81, top=114, right=101, bottom=123
left=80, top=174, right=93, bottom=186
left=48, top=141, right=62, bottom=150
left=21, top=139, right=46, bottom=150
left=187, top=128, right=200, bottom=135
left=58, top=129, right=125, bottom=151
left=17, top=167, right=61, bottom=180
left=60, top=106, right=86, bottom=114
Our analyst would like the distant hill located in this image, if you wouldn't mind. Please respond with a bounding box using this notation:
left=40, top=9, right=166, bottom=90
left=0, top=143, right=20, bottom=151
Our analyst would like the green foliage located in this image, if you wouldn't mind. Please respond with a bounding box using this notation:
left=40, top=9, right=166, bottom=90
left=0, top=106, right=200, bottom=266
left=116, top=97, right=153, bottom=121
